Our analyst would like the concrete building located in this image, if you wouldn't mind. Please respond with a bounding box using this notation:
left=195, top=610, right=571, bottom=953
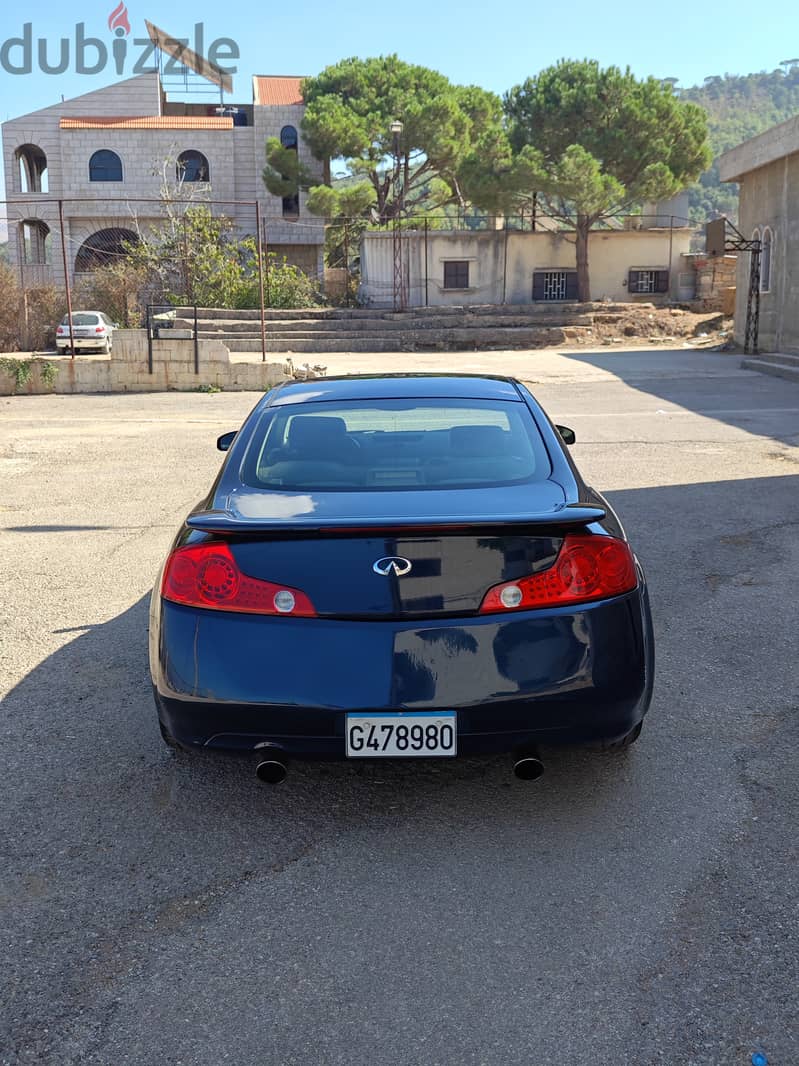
left=718, top=118, right=797, bottom=352
left=2, top=69, right=326, bottom=290
left=360, top=223, right=693, bottom=308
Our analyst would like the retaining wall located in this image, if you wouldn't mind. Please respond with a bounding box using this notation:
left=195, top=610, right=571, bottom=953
left=0, top=330, right=293, bottom=396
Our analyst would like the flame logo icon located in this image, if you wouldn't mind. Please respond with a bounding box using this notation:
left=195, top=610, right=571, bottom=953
left=108, top=2, right=131, bottom=35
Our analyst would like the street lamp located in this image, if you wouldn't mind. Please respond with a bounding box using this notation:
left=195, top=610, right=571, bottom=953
left=390, top=120, right=406, bottom=310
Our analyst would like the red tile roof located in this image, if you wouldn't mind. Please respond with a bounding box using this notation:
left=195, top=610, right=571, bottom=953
left=252, top=76, right=305, bottom=106
left=60, top=116, right=234, bottom=130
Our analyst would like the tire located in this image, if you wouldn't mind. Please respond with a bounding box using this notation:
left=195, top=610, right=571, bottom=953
left=595, top=721, right=643, bottom=752
left=100, top=340, right=110, bottom=355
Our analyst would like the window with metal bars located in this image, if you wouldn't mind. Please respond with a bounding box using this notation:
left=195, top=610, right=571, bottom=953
left=443, top=261, right=470, bottom=289
left=532, top=271, right=577, bottom=301
left=628, top=269, right=669, bottom=294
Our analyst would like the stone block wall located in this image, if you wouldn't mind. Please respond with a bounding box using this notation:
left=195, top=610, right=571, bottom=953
left=0, top=329, right=293, bottom=395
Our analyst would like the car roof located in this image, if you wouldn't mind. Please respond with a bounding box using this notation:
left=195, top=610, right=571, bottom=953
left=267, top=374, right=523, bottom=406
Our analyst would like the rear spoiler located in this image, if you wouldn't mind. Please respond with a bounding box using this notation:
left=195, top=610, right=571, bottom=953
left=186, top=503, right=606, bottom=535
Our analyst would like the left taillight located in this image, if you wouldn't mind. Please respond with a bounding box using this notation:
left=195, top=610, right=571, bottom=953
left=479, top=533, right=637, bottom=614
left=161, top=542, right=316, bottom=617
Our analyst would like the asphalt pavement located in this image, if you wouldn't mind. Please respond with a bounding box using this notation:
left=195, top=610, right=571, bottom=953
left=1, top=347, right=797, bottom=1066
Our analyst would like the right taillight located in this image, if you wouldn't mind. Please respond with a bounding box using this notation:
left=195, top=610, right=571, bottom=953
left=162, top=542, right=316, bottom=616
left=479, top=533, right=637, bottom=614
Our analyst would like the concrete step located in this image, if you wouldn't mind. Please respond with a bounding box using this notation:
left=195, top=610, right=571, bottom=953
left=745, top=352, right=799, bottom=369
left=226, top=325, right=569, bottom=354
left=182, top=311, right=593, bottom=334
left=196, top=324, right=587, bottom=344
left=173, top=302, right=629, bottom=323
left=741, top=356, right=799, bottom=382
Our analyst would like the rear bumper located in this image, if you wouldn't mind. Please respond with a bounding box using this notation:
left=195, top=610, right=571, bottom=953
left=56, top=338, right=109, bottom=349
left=151, top=585, right=654, bottom=757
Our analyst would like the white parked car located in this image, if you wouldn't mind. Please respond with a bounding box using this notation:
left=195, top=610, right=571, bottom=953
left=56, top=312, right=118, bottom=354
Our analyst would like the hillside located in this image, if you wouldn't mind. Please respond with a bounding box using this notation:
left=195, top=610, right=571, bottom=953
left=682, top=67, right=799, bottom=221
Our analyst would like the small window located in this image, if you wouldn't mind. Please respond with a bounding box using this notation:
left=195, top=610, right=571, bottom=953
left=761, top=228, right=772, bottom=293
left=628, top=269, right=669, bottom=294
left=177, top=150, right=210, bottom=183
left=533, top=270, right=578, bottom=301
left=89, top=150, right=123, bottom=182
left=280, top=125, right=298, bottom=149
left=443, top=261, right=470, bottom=289
left=279, top=125, right=300, bottom=217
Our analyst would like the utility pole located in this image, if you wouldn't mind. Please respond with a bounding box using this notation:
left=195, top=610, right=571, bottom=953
left=706, top=217, right=761, bottom=354
left=390, top=120, right=407, bottom=311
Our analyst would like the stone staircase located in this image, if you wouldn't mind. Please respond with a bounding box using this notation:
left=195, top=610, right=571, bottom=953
left=741, top=352, right=799, bottom=383
left=171, top=303, right=624, bottom=354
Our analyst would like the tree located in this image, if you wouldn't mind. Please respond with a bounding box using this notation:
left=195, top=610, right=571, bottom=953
left=505, top=60, right=711, bottom=300
left=300, top=55, right=507, bottom=221
left=262, top=139, right=314, bottom=205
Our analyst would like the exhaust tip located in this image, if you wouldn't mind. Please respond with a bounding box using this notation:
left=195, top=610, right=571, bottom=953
left=513, top=754, right=545, bottom=781
left=254, top=756, right=288, bottom=784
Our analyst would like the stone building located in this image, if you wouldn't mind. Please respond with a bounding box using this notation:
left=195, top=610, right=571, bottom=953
left=718, top=118, right=797, bottom=352
left=1, top=69, right=326, bottom=291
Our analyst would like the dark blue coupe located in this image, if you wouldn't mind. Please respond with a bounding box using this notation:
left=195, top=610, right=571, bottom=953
left=149, top=374, right=654, bottom=782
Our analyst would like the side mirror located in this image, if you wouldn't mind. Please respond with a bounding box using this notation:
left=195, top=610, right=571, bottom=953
left=556, top=425, right=576, bottom=446
left=217, top=431, right=237, bottom=452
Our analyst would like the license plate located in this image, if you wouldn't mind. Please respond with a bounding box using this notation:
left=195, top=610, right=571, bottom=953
left=345, top=712, right=457, bottom=757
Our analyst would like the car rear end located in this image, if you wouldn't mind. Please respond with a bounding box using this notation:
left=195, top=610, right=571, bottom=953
left=150, top=378, right=654, bottom=763
left=56, top=312, right=113, bottom=352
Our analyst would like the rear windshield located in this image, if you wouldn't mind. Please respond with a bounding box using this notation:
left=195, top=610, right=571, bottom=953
left=61, top=313, right=100, bottom=326
left=240, top=398, right=550, bottom=491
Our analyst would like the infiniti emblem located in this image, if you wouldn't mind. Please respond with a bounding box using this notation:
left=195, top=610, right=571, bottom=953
left=373, top=556, right=412, bottom=577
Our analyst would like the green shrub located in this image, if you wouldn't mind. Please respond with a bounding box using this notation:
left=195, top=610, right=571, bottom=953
left=0, top=263, right=21, bottom=352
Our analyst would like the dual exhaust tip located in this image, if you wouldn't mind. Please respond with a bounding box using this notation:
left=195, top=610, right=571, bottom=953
left=254, top=746, right=544, bottom=784
left=512, top=751, right=545, bottom=781
left=254, top=748, right=288, bottom=785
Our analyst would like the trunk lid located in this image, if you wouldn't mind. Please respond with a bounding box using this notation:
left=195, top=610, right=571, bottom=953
left=228, top=531, right=565, bottom=619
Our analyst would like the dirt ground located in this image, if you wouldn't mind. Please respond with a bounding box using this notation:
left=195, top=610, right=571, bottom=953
left=583, top=305, right=734, bottom=349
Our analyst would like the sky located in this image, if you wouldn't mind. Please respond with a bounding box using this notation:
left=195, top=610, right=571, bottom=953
left=0, top=0, right=794, bottom=200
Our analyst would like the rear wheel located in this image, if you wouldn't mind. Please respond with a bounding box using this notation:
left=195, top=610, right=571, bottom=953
left=100, top=340, right=110, bottom=355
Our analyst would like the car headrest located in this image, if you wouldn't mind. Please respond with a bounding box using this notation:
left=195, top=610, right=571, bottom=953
left=288, top=416, right=349, bottom=451
left=449, top=424, right=507, bottom=456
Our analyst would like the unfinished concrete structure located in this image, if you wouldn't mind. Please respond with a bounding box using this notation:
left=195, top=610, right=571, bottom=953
left=2, top=70, right=325, bottom=289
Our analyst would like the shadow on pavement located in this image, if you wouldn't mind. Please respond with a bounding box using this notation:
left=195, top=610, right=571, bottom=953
left=2, top=472, right=798, bottom=1063
left=559, top=348, right=799, bottom=446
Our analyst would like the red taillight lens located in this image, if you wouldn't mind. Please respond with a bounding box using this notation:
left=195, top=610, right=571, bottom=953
left=95, top=326, right=105, bottom=333
left=161, top=542, right=316, bottom=616
left=479, top=534, right=637, bottom=614
left=56, top=326, right=65, bottom=334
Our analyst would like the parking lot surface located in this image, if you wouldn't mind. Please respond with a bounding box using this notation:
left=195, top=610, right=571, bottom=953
left=1, top=347, right=798, bottom=1065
